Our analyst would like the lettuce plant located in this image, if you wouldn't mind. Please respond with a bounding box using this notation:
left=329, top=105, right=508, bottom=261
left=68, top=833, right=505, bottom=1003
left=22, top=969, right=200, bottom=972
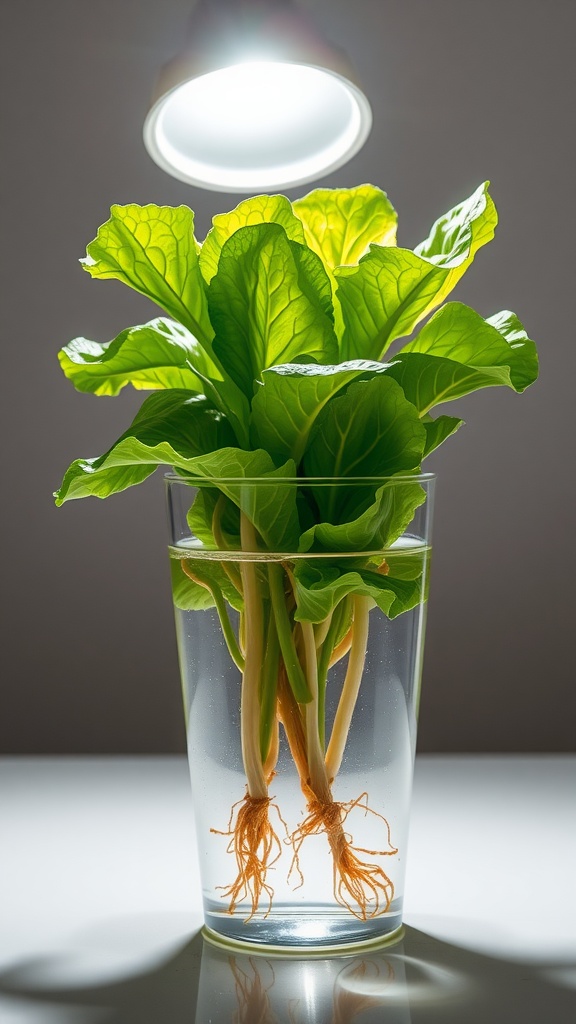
left=55, top=184, right=538, bottom=920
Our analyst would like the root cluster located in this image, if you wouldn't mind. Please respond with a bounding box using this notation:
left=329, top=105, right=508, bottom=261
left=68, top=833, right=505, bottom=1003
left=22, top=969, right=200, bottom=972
left=211, top=791, right=287, bottom=919
left=290, top=792, right=397, bottom=920
left=213, top=789, right=396, bottom=920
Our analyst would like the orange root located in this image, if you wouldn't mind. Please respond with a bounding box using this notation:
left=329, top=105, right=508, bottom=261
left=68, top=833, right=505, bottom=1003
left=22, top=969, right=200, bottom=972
left=211, top=791, right=288, bottom=920
left=289, top=792, right=397, bottom=920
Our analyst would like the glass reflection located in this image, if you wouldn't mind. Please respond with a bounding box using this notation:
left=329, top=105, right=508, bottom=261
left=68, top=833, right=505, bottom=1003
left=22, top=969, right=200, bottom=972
left=196, top=935, right=466, bottom=1023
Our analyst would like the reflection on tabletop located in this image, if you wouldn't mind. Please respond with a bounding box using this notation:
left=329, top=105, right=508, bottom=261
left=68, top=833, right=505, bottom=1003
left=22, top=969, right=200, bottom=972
left=0, top=925, right=574, bottom=1024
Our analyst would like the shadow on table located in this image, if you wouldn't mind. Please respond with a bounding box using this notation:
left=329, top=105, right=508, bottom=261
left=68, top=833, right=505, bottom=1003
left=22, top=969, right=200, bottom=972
left=0, top=921, right=574, bottom=1023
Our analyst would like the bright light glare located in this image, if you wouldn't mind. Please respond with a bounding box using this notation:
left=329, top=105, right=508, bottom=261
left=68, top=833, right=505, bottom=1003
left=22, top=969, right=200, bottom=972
left=144, top=61, right=371, bottom=191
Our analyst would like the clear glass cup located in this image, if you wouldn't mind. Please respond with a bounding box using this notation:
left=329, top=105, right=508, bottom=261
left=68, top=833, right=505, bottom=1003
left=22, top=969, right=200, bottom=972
left=166, top=475, right=435, bottom=952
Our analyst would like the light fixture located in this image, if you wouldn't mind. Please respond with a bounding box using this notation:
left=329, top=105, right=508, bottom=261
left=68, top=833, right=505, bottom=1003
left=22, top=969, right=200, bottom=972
left=143, top=0, right=372, bottom=192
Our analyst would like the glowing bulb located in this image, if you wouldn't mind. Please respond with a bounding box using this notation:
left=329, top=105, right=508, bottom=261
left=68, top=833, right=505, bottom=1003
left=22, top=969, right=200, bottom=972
left=144, top=60, right=371, bottom=192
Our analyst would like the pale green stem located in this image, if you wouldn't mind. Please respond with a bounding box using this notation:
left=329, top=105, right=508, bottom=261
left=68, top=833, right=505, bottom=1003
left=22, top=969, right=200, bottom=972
left=325, top=596, right=371, bottom=782
left=239, top=513, right=268, bottom=800
left=259, top=609, right=280, bottom=764
left=316, top=599, right=347, bottom=749
left=212, top=588, right=245, bottom=672
left=300, top=620, right=332, bottom=804
left=268, top=563, right=311, bottom=704
left=314, top=612, right=333, bottom=649
left=211, top=494, right=243, bottom=593
left=239, top=611, right=245, bottom=655
left=328, top=627, right=353, bottom=667
left=180, top=562, right=244, bottom=671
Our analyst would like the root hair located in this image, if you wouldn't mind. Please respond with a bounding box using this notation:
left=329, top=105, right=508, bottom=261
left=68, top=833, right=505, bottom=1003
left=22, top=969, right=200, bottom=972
left=289, top=792, right=397, bottom=920
left=211, top=790, right=288, bottom=920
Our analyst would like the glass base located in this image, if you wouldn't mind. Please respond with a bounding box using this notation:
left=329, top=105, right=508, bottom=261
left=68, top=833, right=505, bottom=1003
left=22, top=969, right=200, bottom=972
left=202, top=903, right=404, bottom=958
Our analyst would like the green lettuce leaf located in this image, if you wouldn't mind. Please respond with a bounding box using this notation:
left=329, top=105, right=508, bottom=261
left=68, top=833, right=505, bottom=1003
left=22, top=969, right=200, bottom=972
left=77, top=201, right=334, bottom=450
left=387, top=302, right=538, bottom=413
left=250, top=360, right=393, bottom=465
left=293, top=185, right=398, bottom=343
left=302, top=376, right=425, bottom=526
left=483, top=310, right=539, bottom=391
left=198, top=378, right=250, bottom=451
left=81, top=204, right=214, bottom=351
left=80, top=205, right=251, bottom=447
left=288, top=241, right=334, bottom=322
left=381, top=545, right=431, bottom=580
left=336, top=182, right=497, bottom=360
left=199, top=194, right=305, bottom=284
left=209, top=223, right=337, bottom=399
left=186, top=488, right=241, bottom=549
left=387, top=353, right=514, bottom=414
left=58, top=318, right=210, bottom=396
left=170, top=556, right=243, bottom=612
left=54, top=392, right=236, bottom=504
left=176, top=450, right=299, bottom=552
left=299, top=480, right=426, bottom=553
left=422, top=414, right=464, bottom=457
left=415, top=181, right=497, bottom=267
left=292, top=561, right=424, bottom=623
left=56, top=385, right=298, bottom=549
left=398, top=302, right=537, bottom=388
left=56, top=462, right=159, bottom=503
left=301, top=376, right=426, bottom=543
left=170, top=557, right=214, bottom=611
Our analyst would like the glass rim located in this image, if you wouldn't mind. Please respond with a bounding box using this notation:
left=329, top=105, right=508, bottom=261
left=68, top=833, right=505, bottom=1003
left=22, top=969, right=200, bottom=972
left=165, top=472, right=436, bottom=486
left=168, top=543, right=431, bottom=562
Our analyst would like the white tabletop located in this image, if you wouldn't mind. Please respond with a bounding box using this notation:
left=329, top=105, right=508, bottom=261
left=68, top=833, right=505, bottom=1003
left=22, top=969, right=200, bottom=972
left=1, top=756, right=574, bottom=1023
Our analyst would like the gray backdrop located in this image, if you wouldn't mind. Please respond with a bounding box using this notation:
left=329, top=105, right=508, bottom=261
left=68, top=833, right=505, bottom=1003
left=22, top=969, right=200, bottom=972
left=1, top=0, right=574, bottom=754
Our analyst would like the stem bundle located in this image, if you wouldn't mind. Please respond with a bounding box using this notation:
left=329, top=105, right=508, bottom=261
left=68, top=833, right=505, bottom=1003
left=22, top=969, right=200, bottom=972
left=210, top=513, right=397, bottom=921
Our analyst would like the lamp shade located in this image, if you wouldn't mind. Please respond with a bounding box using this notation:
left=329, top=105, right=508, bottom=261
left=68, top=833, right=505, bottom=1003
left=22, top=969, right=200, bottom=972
left=143, top=0, right=372, bottom=192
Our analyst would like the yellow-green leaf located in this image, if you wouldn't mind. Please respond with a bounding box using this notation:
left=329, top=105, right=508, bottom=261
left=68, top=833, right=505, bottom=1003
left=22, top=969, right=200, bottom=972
left=293, top=185, right=397, bottom=271
left=82, top=204, right=214, bottom=349
left=336, top=182, right=497, bottom=359
left=58, top=318, right=208, bottom=396
left=199, top=194, right=305, bottom=284
left=209, top=224, right=337, bottom=399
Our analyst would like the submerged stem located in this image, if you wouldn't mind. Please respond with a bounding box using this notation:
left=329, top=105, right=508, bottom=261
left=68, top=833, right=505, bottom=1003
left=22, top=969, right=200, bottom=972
left=325, top=596, right=371, bottom=782
left=263, top=715, right=279, bottom=782
left=268, top=563, right=311, bottom=704
left=314, top=612, right=333, bottom=649
left=278, top=589, right=396, bottom=921
left=239, top=514, right=267, bottom=801
left=301, top=620, right=332, bottom=804
left=259, top=609, right=280, bottom=765
left=277, top=664, right=308, bottom=782
left=316, top=599, right=347, bottom=750
left=181, top=561, right=244, bottom=671
left=212, top=515, right=282, bottom=920
left=329, top=627, right=353, bottom=668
